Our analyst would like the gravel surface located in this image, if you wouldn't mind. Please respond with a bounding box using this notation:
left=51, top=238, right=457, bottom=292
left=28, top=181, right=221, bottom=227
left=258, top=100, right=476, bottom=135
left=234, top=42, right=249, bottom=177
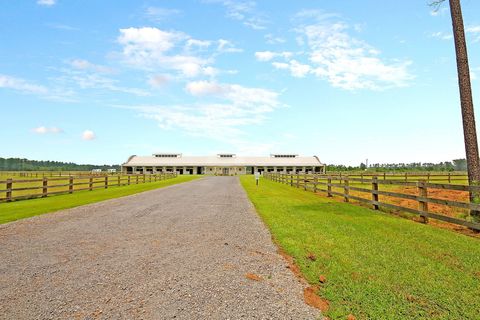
left=0, top=176, right=320, bottom=319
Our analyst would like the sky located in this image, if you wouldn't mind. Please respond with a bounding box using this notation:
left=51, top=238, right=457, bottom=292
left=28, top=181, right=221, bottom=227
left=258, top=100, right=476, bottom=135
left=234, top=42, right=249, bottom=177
left=1, top=0, right=480, bottom=166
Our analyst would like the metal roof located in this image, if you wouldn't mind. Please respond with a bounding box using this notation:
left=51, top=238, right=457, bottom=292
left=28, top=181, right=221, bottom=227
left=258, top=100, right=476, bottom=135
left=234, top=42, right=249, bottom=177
left=122, top=155, right=324, bottom=167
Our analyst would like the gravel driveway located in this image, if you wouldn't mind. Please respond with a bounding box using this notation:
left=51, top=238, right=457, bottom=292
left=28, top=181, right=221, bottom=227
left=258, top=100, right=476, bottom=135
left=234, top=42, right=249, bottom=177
left=0, top=176, right=320, bottom=319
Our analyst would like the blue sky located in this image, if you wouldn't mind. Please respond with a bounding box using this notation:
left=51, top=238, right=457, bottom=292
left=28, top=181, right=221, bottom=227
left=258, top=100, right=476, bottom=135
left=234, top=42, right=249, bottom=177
left=1, top=0, right=480, bottom=165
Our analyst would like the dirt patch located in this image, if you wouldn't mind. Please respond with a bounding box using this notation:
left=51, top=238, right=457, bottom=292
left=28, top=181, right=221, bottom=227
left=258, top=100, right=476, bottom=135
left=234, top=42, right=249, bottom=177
left=322, top=185, right=480, bottom=238
left=318, top=275, right=327, bottom=283
left=278, top=248, right=304, bottom=281
left=347, top=314, right=356, bottom=320
left=245, top=273, right=262, bottom=281
left=306, top=252, right=317, bottom=261
left=278, top=248, right=330, bottom=313
left=303, top=286, right=329, bottom=312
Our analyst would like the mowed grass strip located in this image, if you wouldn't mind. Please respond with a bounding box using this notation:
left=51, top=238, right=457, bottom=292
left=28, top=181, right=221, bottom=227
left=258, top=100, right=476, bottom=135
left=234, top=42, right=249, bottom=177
left=240, top=176, right=480, bottom=320
left=0, top=175, right=200, bottom=224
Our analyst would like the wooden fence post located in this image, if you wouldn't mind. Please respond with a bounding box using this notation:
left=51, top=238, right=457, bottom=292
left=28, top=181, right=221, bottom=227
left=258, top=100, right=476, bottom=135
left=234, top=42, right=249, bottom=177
left=136, top=175, right=139, bottom=184
left=405, top=172, right=408, bottom=182
left=344, top=178, right=349, bottom=202
left=89, top=177, right=93, bottom=191
left=143, top=175, right=146, bottom=183
left=427, top=172, right=431, bottom=183
left=296, top=174, right=300, bottom=188
left=327, top=177, right=332, bottom=197
left=118, top=176, right=121, bottom=186
left=69, top=176, right=73, bottom=194
left=290, top=174, right=293, bottom=187
left=6, top=179, right=12, bottom=202
left=304, top=174, right=307, bottom=191
left=418, top=181, right=429, bottom=224
left=105, top=176, right=108, bottom=189
left=372, top=176, right=379, bottom=210
left=42, top=177, right=48, bottom=197
left=383, top=172, right=386, bottom=180
left=448, top=172, right=451, bottom=183
left=313, top=175, right=318, bottom=193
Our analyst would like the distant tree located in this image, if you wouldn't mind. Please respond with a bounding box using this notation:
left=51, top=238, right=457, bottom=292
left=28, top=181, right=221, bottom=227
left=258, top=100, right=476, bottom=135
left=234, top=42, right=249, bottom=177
left=0, top=157, right=119, bottom=171
left=360, top=163, right=367, bottom=170
left=453, top=158, right=468, bottom=171
left=431, top=0, right=480, bottom=220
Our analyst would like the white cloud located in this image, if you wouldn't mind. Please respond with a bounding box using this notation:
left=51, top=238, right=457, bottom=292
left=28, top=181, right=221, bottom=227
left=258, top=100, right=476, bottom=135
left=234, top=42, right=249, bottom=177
left=265, top=34, right=286, bottom=45
left=70, top=59, right=113, bottom=73
left=272, top=60, right=310, bottom=78
left=302, top=21, right=413, bottom=89
left=217, top=39, right=243, bottom=53
left=60, top=71, right=150, bottom=97
left=272, top=62, right=289, bottom=70
left=185, top=80, right=225, bottom=95
left=144, top=7, right=181, bottom=22
left=118, top=81, right=281, bottom=142
left=32, top=126, right=63, bottom=134
left=466, top=25, right=480, bottom=42
left=186, top=39, right=212, bottom=49
left=117, top=27, right=241, bottom=78
left=430, top=26, right=480, bottom=43
left=148, top=74, right=169, bottom=88
left=255, top=51, right=292, bottom=62
left=37, top=0, right=56, bottom=6
left=257, top=15, right=413, bottom=90
left=184, top=81, right=280, bottom=110
left=202, top=66, right=219, bottom=77
left=204, top=0, right=268, bottom=30
left=0, top=74, right=49, bottom=95
left=287, top=60, right=311, bottom=78
left=430, top=6, right=448, bottom=16
left=255, top=51, right=276, bottom=62
left=117, top=27, right=215, bottom=78
left=46, top=23, right=78, bottom=31
left=82, top=130, right=96, bottom=141
left=431, top=31, right=453, bottom=40
left=118, top=27, right=183, bottom=56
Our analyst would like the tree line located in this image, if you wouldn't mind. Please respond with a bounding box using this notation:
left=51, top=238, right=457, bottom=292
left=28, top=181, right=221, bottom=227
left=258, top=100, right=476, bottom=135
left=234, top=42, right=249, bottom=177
left=327, top=159, right=467, bottom=172
left=0, top=157, right=119, bottom=171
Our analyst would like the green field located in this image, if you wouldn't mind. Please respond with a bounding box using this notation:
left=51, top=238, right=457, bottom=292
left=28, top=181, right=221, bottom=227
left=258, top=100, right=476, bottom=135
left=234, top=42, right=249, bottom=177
left=0, top=175, right=200, bottom=224
left=0, top=172, right=177, bottom=200
left=240, top=176, right=480, bottom=319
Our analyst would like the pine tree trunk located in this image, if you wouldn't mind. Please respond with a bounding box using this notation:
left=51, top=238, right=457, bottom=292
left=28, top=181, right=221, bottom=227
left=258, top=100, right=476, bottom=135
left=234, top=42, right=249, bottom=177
left=449, top=0, right=480, bottom=221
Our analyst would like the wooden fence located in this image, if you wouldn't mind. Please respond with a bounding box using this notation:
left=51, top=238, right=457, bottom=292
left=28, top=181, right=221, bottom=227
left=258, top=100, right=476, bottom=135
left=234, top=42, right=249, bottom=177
left=0, top=173, right=177, bottom=202
left=323, top=172, right=467, bottom=183
left=0, top=171, right=120, bottom=178
left=264, top=173, right=480, bottom=231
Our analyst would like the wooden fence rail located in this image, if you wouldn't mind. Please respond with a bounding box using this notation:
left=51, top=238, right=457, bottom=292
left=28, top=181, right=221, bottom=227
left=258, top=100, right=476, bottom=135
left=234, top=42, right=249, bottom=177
left=0, top=173, right=177, bottom=202
left=264, top=173, right=480, bottom=231
left=319, top=172, right=468, bottom=183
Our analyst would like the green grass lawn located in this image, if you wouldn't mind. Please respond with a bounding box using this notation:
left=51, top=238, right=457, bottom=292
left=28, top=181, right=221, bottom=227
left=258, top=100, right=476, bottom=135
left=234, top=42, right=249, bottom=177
left=0, top=175, right=200, bottom=224
left=240, top=176, right=480, bottom=320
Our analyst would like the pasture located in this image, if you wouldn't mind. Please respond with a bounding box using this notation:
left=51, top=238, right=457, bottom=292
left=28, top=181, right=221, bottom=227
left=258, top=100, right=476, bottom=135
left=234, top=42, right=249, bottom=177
left=0, top=175, right=200, bottom=224
left=0, top=172, right=177, bottom=201
left=241, top=176, right=480, bottom=319
left=266, top=172, right=479, bottom=235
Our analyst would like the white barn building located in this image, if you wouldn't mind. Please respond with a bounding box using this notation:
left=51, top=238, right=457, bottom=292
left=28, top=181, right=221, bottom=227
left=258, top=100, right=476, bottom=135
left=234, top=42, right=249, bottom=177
left=121, top=153, right=325, bottom=175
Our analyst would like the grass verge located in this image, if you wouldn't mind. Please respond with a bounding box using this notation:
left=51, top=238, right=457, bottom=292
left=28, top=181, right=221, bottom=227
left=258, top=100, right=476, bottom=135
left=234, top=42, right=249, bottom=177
left=240, top=176, right=480, bottom=320
left=0, top=175, right=200, bottom=224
